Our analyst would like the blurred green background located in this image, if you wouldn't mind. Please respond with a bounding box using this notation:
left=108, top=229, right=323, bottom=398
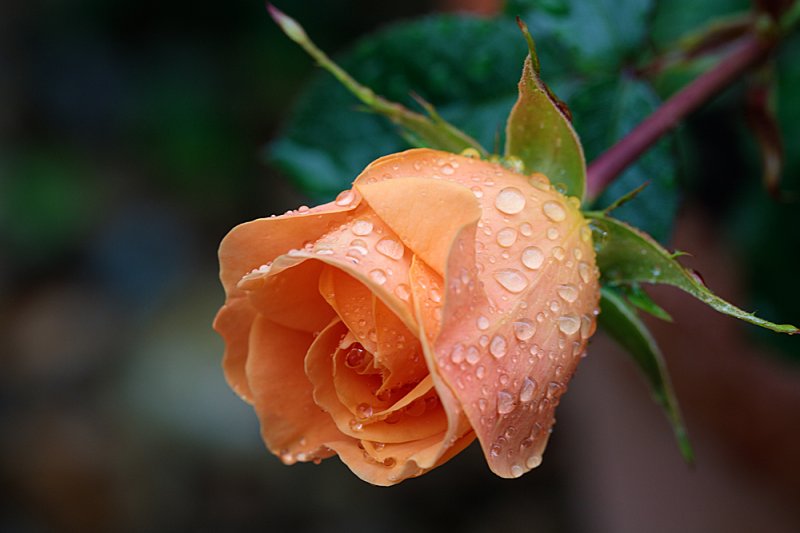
left=2, top=0, right=799, bottom=531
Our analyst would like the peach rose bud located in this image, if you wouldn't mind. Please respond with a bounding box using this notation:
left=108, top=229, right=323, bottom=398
left=214, top=148, right=599, bottom=485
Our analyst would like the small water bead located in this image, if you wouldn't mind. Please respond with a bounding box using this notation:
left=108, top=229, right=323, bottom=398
left=526, top=454, right=542, bottom=469
left=471, top=186, right=484, bottom=198
left=495, top=187, right=526, bottom=215
left=383, top=457, right=397, bottom=467
left=477, top=315, right=490, bottom=330
left=490, top=443, right=502, bottom=457
left=552, top=247, right=566, bottom=261
left=529, top=173, right=550, bottom=191
left=578, top=261, right=592, bottom=284
left=519, top=222, right=533, bottom=237
left=558, top=313, right=581, bottom=335
left=466, top=346, right=481, bottom=365
left=490, top=335, right=508, bottom=358
left=513, top=319, right=536, bottom=341
left=356, top=403, right=373, bottom=419
left=496, top=389, right=516, bottom=414
left=580, top=314, right=595, bottom=339
left=547, top=227, right=560, bottom=240
left=521, top=246, right=544, bottom=270
left=557, top=284, right=579, bottom=303
left=573, top=247, right=583, bottom=260
left=406, top=398, right=427, bottom=417
left=496, top=227, right=518, bottom=248
left=335, top=189, right=355, bottom=206
left=376, top=238, right=404, bottom=260
left=542, top=201, right=566, bottom=222
left=520, top=377, right=537, bottom=402
left=510, top=464, right=524, bottom=478
left=450, top=343, right=466, bottom=364
left=476, top=365, right=486, bottom=379
left=494, top=268, right=529, bottom=293
left=430, top=288, right=442, bottom=303
left=461, top=147, right=481, bottom=159
left=394, top=284, right=411, bottom=301
left=369, top=269, right=387, bottom=285
left=479, top=335, right=489, bottom=348
left=345, top=345, right=366, bottom=368
left=349, top=419, right=364, bottom=432
left=580, top=225, right=592, bottom=243
left=549, top=300, right=561, bottom=313
left=352, top=220, right=374, bottom=236
left=348, top=239, right=369, bottom=256
left=499, top=373, right=510, bottom=386
left=441, top=163, right=455, bottom=175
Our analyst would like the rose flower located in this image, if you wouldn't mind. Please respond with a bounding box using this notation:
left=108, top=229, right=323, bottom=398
left=214, top=148, right=599, bottom=485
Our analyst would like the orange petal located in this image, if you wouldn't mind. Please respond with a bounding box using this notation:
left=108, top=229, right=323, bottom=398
left=356, top=176, right=480, bottom=277
left=306, top=320, right=447, bottom=444
left=318, top=266, right=378, bottom=353
left=373, top=298, right=428, bottom=393
left=218, top=194, right=360, bottom=298
left=246, top=314, right=349, bottom=464
left=213, top=296, right=257, bottom=403
left=428, top=161, right=600, bottom=478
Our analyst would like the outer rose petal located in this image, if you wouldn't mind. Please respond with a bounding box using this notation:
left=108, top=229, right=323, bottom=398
left=351, top=149, right=600, bottom=478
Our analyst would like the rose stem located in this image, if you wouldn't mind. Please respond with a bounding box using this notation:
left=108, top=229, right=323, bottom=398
left=585, top=33, right=775, bottom=202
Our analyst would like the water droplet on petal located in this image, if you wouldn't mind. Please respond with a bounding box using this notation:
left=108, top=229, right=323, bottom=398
left=394, top=284, right=411, bottom=301
left=493, top=269, right=528, bottom=293
left=495, top=187, right=526, bottom=215
left=476, top=365, right=486, bottom=379
left=345, top=345, right=366, bottom=368
left=376, top=238, right=404, bottom=260
left=557, top=284, right=578, bottom=303
left=497, top=389, right=515, bottom=414
left=519, top=222, right=533, bottom=237
left=441, top=163, right=455, bottom=175
left=466, top=346, right=480, bottom=365
left=356, top=403, right=373, bottom=419
left=558, top=314, right=581, bottom=335
left=335, top=189, right=355, bottom=206
left=369, top=269, right=387, bottom=285
left=552, top=246, right=565, bottom=261
left=520, top=377, right=537, bottom=402
left=352, top=220, right=374, bottom=236
left=578, top=261, right=592, bottom=283
left=496, top=227, right=518, bottom=248
left=526, top=454, right=541, bottom=469
left=521, top=246, right=544, bottom=270
left=490, top=335, right=508, bottom=358
left=471, top=185, right=483, bottom=198
left=580, top=225, right=592, bottom=243
left=476, top=315, right=490, bottom=330
left=542, top=200, right=566, bottom=222
left=547, top=227, right=559, bottom=240
left=511, top=319, right=534, bottom=342
left=450, top=343, right=465, bottom=364
left=510, top=464, right=524, bottom=478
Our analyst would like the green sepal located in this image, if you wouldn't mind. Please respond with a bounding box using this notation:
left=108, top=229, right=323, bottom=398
left=268, top=4, right=487, bottom=156
left=599, top=287, right=693, bottom=464
left=587, top=212, right=798, bottom=334
left=623, top=283, right=673, bottom=322
left=504, top=19, right=586, bottom=201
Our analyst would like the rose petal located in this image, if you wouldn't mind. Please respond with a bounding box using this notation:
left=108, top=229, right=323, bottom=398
left=373, top=298, right=428, bottom=393
left=305, top=320, right=446, bottom=443
left=213, top=296, right=257, bottom=403
left=356, top=177, right=481, bottom=277
left=318, top=266, right=379, bottom=353
left=246, top=314, right=349, bottom=464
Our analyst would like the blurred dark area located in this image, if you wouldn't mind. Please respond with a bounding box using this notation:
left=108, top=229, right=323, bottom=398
left=1, top=0, right=799, bottom=532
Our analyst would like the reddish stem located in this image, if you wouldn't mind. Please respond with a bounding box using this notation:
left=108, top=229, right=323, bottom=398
left=586, top=33, right=775, bottom=201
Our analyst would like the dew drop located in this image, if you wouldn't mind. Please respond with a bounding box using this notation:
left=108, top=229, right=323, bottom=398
left=394, top=284, right=411, bottom=301
left=471, top=186, right=484, bottom=198
left=526, top=454, right=542, bottom=469
left=529, top=173, right=550, bottom=191
left=519, top=222, right=533, bottom=237
left=352, top=220, right=374, bottom=236
left=450, top=343, right=466, bottom=364
left=477, top=315, right=490, bottom=330
left=476, top=365, right=486, bottom=379
left=349, top=419, right=364, bottom=431
left=580, top=314, right=595, bottom=339
left=348, top=239, right=368, bottom=256
left=345, top=345, right=366, bottom=368
left=510, top=464, right=524, bottom=478
left=558, top=314, right=581, bottom=335
left=497, top=389, right=515, bottom=414
left=542, top=201, right=566, bottom=222
left=489, top=335, right=508, bottom=358
left=356, top=403, right=373, bottom=419
left=578, top=261, right=592, bottom=284
left=495, top=187, right=526, bottom=215
left=369, top=269, right=387, bottom=285
left=493, top=268, right=528, bottom=293
left=552, top=246, right=565, bottom=261
left=335, top=189, right=355, bottom=207
left=466, top=346, right=481, bottom=365
left=547, top=227, right=560, bottom=240
left=520, top=377, right=537, bottom=402
left=441, top=163, right=455, bottom=175
left=521, top=246, right=544, bottom=270
left=376, top=238, right=404, bottom=260
left=383, top=457, right=396, bottom=467
left=513, top=319, right=536, bottom=341
left=580, top=225, right=592, bottom=243
left=557, top=284, right=578, bottom=303
left=496, top=227, right=518, bottom=248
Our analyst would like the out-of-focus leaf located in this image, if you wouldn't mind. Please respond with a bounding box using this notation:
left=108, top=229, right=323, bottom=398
left=510, top=0, right=655, bottom=72
left=269, top=5, right=486, bottom=158
left=269, top=15, right=525, bottom=198
left=745, top=64, right=785, bottom=198
left=574, top=76, right=679, bottom=243
left=505, top=22, right=586, bottom=200
left=599, top=287, right=692, bottom=462
left=588, top=212, right=798, bottom=334
left=650, top=0, right=751, bottom=50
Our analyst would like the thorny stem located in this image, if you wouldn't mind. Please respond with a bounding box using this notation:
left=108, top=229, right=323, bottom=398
left=586, top=33, right=775, bottom=202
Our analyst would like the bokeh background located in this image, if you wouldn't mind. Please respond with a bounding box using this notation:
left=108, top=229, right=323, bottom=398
left=2, top=0, right=799, bottom=531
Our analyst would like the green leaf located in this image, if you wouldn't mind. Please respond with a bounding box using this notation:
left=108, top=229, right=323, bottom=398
left=599, top=286, right=692, bottom=463
left=269, top=15, right=526, bottom=198
left=587, top=212, right=798, bottom=334
left=623, top=284, right=673, bottom=322
left=574, top=76, right=679, bottom=244
left=504, top=21, right=586, bottom=200
left=268, top=5, right=486, bottom=158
